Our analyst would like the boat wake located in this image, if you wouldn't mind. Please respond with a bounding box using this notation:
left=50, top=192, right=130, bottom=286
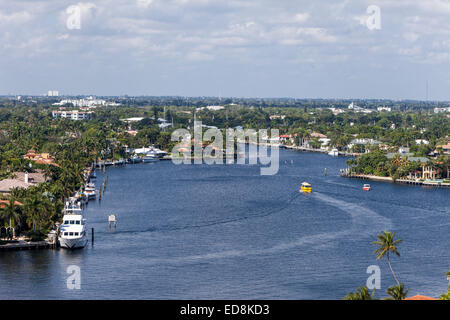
left=136, top=192, right=392, bottom=266
left=312, top=192, right=392, bottom=233
left=105, top=191, right=301, bottom=236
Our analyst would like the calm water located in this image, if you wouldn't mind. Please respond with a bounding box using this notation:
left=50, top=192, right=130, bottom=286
left=0, top=150, right=449, bottom=299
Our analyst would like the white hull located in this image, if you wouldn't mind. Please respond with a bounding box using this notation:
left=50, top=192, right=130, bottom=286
left=328, top=149, right=339, bottom=156
left=59, top=235, right=88, bottom=249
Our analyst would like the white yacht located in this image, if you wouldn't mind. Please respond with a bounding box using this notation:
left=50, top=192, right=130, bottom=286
left=58, top=202, right=88, bottom=249
left=84, top=183, right=97, bottom=200
left=328, top=148, right=339, bottom=156
left=142, top=152, right=159, bottom=162
left=152, top=147, right=167, bottom=158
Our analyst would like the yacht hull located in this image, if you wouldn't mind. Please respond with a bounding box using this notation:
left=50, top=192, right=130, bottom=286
left=59, top=236, right=88, bottom=249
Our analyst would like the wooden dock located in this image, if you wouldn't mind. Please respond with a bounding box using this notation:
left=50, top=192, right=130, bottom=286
left=0, top=240, right=52, bottom=251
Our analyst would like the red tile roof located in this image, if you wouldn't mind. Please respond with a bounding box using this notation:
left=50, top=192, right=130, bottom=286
left=404, top=295, right=438, bottom=300
left=0, top=200, right=23, bottom=208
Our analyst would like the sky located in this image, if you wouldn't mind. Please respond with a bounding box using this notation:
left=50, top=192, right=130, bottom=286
left=1, top=0, right=450, bottom=100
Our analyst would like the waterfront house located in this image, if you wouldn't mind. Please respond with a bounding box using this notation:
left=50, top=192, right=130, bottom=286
left=279, top=134, right=291, bottom=143
left=24, top=150, right=57, bottom=166
left=0, top=170, right=47, bottom=194
left=347, top=138, right=382, bottom=153
left=421, top=165, right=440, bottom=180
left=305, top=132, right=329, bottom=149
left=436, top=142, right=450, bottom=155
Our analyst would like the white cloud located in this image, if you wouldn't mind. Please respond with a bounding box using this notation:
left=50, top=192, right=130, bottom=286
left=294, top=13, right=309, bottom=23
left=1, top=0, right=450, bottom=98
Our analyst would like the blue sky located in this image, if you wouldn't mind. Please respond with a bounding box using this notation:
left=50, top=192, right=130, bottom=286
left=1, top=0, right=450, bottom=100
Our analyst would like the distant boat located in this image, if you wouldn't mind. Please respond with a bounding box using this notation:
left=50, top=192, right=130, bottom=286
left=362, top=184, right=371, bottom=191
left=328, top=148, right=339, bottom=156
left=300, top=182, right=312, bottom=193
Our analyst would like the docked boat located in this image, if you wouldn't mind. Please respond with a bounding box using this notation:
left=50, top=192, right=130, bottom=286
left=129, top=155, right=141, bottom=164
left=84, top=183, right=97, bottom=200
left=58, top=202, right=88, bottom=249
left=362, top=184, right=371, bottom=191
left=142, top=153, right=159, bottom=163
left=300, top=182, right=312, bottom=193
left=152, top=148, right=167, bottom=158
left=74, top=191, right=88, bottom=204
left=328, top=148, right=339, bottom=156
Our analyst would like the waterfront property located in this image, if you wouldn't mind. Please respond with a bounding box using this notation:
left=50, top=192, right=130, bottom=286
left=23, top=150, right=57, bottom=166
left=0, top=170, right=47, bottom=193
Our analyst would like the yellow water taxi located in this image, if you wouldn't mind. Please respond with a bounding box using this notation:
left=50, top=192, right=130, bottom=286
left=300, top=182, right=312, bottom=193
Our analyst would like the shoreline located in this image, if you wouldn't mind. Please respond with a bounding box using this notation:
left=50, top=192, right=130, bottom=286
left=340, top=171, right=450, bottom=188
left=0, top=240, right=53, bottom=251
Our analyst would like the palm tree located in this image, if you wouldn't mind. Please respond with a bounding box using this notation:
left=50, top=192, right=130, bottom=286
left=446, top=271, right=450, bottom=290
left=441, top=271, right=450, bottom=300
left=0, top=197, right=22, bottom=239
left=372, top=231, right=402, bottom=286
left=385, top=283, right=409, bottom=300
left=344, top=286, right=376, bottom=300
left=23, top=193, right=46, bottom=233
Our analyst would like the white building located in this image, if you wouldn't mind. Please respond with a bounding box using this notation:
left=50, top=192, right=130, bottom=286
left=196, top=105, right=225, bottom=111
left=52, top=110, right=92, bottom=120
left=53, top=96, right=120, bottom=107
left=377, top=106, right=391, bottom=112
left=348, top=102, right=374, bottom=113
left=48, top=90, right=59, bottom=97
left=434, top=107, right=450, bottom=113
left=329, top=107, right=345, bottom=115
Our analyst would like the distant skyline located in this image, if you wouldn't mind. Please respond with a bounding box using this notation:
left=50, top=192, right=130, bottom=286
left=1, top=0, right=450, bottom=100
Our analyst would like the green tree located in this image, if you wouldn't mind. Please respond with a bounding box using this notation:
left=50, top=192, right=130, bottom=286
left=0, top=197, right=22, bottom=238
left=385, top=283, right=409, bottom=300
left=343, top=286, right=376, bottom=300
left=372, top=231, right=402, bottom=286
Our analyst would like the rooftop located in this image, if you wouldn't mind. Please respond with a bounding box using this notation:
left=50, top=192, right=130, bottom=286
left=0, top=170, right=47, bottom=193
left=404, top=295, right=438, bottom=300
